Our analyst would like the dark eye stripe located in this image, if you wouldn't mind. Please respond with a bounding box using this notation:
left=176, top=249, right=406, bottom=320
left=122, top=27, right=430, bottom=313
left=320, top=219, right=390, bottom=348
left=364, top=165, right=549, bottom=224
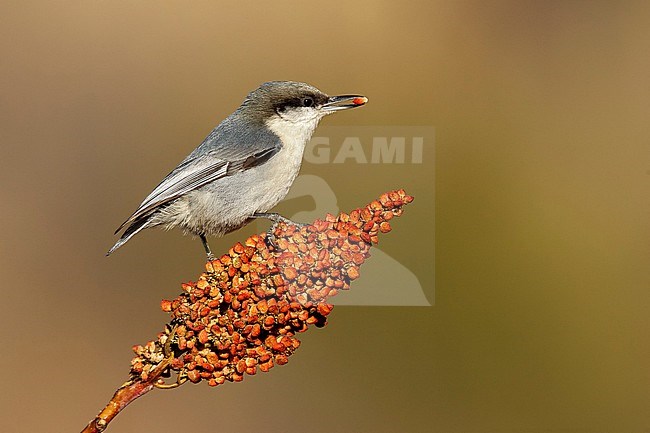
left=274, top=93, right=327, bottom=111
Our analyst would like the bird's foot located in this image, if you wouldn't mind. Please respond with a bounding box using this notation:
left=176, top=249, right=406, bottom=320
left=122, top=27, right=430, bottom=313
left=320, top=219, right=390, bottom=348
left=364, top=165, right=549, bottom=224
left=266, top=224, right=280, bottom=249
left=253, top=212, right=306, bottom=250
left=200, top=234, right=216, bottom=262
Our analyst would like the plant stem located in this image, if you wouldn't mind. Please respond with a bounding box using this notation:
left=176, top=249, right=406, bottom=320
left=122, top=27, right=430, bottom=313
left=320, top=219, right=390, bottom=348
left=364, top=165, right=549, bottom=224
left=80, top=357, right=172, bottom=433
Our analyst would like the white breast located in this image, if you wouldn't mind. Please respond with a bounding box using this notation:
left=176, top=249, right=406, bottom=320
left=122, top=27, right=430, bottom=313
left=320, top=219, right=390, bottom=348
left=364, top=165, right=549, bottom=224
left=266, top=114, right=320, bottom=178
left=254, top=114, right=322, bottom=209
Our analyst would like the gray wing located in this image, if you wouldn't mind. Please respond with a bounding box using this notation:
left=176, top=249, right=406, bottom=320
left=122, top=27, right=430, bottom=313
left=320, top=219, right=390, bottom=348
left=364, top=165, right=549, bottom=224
left=115, top=119, right=280, bottom=234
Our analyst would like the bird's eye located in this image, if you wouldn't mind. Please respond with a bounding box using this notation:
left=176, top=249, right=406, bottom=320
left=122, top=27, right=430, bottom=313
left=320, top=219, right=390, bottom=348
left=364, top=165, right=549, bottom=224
left=302, top=97, right=314, bottom=107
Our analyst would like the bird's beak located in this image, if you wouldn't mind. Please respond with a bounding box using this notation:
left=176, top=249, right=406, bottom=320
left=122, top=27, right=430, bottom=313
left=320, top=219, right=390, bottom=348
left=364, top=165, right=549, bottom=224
left=321, top=95, right=368, bottom=112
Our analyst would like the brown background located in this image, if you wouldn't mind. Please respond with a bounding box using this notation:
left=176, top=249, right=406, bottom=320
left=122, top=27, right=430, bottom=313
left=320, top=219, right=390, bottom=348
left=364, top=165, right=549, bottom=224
left=1, top=1, right=649, bottom=432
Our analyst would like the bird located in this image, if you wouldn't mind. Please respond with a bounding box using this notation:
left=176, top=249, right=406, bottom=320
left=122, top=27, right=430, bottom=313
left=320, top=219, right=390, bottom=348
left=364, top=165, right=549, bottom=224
left=107, top=81, right=367, bottom=259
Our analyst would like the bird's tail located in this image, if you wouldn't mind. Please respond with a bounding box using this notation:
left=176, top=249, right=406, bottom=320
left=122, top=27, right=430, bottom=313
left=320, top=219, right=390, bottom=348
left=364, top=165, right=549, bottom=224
left=106, top=218, right=150, bottom=256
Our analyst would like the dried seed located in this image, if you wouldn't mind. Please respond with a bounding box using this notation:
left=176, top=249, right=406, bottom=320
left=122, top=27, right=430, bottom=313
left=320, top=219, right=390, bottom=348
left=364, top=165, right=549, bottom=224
left=347, top=267, right=360, bottom=280
left=317, top=303, right=333, bottom=316
left=160, top=299, right=172, bottom=312
left=326, top=229, right=339, bottom=239
left=352, top=253, right=365, bottom=265
left=283, top=267, right=298, bottom=280
left=272, top=274, right=285, bottom=287
left=187, top=370, right=201, bottom=383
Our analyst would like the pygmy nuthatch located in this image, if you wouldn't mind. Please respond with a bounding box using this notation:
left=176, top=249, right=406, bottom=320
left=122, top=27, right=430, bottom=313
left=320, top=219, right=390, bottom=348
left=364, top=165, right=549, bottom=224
left=107, top=81, right=367, bottom=258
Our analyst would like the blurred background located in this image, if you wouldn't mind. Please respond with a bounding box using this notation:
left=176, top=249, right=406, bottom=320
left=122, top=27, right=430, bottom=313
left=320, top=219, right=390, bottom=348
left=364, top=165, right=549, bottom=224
left=1, top=1, right=648, bottom=432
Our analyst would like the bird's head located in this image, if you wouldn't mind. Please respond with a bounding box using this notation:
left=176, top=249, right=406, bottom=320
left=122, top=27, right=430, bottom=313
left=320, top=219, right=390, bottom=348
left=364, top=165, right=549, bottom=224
left=238, top=81, right=367, bottom=143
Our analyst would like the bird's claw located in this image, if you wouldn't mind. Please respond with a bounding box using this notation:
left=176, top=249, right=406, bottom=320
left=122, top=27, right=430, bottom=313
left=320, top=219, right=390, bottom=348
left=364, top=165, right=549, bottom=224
left=264, top=220, right=307, bottom=250
left=265, top=224, right=280, bottom=249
